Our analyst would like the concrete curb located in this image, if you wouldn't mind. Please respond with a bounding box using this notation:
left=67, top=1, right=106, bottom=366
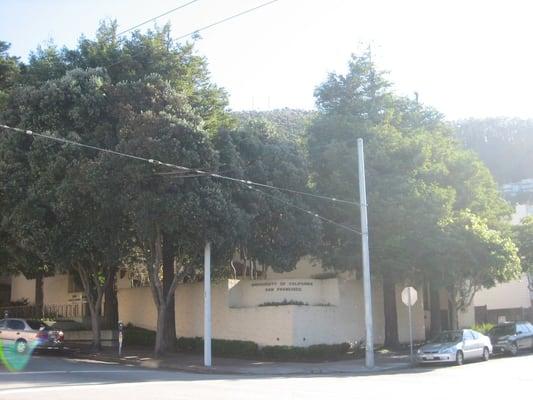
left=65, top=350, right=412, bottom=377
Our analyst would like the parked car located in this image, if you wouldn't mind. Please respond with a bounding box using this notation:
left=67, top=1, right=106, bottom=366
left=488, top=321, right=533, bottom=356
left=416, top=329, right=492, bottom=366
left=0, top=318, right=64, bottom=353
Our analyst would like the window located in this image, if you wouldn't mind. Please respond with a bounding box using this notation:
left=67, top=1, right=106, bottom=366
left=7, top=320, right=25, bottom=330
left=463, top=330, right=475, bottom=340
left=0, top=319, right=4, bottom=328
left=471, top=330, right=481, bottom=339
left=525, top=323, right=533, bottom=333
left=26, top=320, right=49, bottom=330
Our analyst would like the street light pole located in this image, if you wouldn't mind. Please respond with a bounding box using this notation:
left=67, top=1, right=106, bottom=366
left=203, top=241, right=212, bottom=367
left=357, top=138, right=374, bottom=369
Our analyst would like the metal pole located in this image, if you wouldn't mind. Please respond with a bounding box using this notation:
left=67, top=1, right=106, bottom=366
left=408, top=288, right=414, bottom=365
left=203, top=242, right=212, bottom=367
left=357, top=138, right=374, bottom=369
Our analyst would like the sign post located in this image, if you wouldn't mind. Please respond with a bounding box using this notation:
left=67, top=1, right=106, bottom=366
left=118, top=320, right=124, bottom=357
left=401, top=286, right=418, bottom=365
left=204, top=242, right=212, bottom=367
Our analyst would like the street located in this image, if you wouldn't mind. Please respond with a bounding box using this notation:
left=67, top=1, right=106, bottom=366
left=0, top=353, right=531, bottom=399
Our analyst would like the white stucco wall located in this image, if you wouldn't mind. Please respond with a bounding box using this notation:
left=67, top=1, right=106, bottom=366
left=473, top=274, right=532, bottom=310
left=10, top=274, right=36, bottom=303
left=118, top=278, right=425, bottom=347
left=10, top=273, right=82, bottom=305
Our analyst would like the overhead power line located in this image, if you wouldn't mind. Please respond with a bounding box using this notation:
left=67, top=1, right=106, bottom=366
left=247, top=186, right=362, bottom=235
left=105, top=0, right=281, bottom=71
left=0, top=124, right=360, bottom=234
left=174, top=0, right=281, bottom=41
left=116, top=0, right=201, bottom=37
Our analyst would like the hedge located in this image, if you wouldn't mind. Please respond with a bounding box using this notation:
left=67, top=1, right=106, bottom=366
left=177, top=337, right=259, bottom=358
left=123, top=324, right=156, bottom=347
left=123, top=325, right=354, bottom=361
left=261, top=343, right=352, bottom=361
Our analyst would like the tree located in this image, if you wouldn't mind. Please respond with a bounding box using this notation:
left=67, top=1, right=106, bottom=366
left=433, top=212, right=520, bottom=328
left=455, top=118, right=533, bottom=184
left=1, top=67, right=132, bottom=349
left=0, top=41, right=19, bottom=112
left=6, top=22, right=234, bottom=350
left=513, top=216, right=533, bottom=290
left=103, top=73, right=240, bottom=355
left=307, top=51, right=519, bottom=346
left=215, top=120, right=321, bottom=276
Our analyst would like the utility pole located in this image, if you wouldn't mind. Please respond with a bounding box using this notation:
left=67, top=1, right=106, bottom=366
left=203, top=242, right=212, bottom=367
left=357, top=138, right=374, bottom=369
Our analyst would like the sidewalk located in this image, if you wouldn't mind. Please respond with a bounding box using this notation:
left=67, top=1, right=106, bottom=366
left=65, top=346, right=412, bottom=376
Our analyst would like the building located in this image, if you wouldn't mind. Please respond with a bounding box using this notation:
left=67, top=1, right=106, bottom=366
left=6, top=257, right=426, bottom=347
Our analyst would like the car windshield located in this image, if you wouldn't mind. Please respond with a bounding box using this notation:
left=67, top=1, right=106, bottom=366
left=489, top=325, right=515, bottom=336
left=430, top=331, right=462, bottom=343
left=26, top=320, right=50, bottom=330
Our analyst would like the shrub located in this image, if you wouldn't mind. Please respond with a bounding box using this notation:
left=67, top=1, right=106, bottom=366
left=177, top=337, right=259, bottom=358
left=472, top=323, right=495, bottom=335
left=261, top=342, right=351, bottom=361
left=258, top=300, right=308, bottom=307
left=123, top=324, right=156, bottom=347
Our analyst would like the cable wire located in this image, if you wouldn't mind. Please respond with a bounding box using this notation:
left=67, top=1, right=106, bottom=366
left=175, top=0, right=281, bottom=41
left=105, top=0, right=281, bottom=71
left=247, top=185, right=362, bottom=235
left=116, top=0, right=201, bottom=37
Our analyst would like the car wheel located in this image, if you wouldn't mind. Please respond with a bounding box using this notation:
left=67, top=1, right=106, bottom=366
left=482, top=347, right=490, bottom=361
left=508, top=342, right=518, bottom=356
left=15, top=339, right=28, bottom=354
left=455, top=350, right=464, bottom=366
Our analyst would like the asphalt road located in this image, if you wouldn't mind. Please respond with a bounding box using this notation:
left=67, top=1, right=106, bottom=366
left=0, top=352, right=531, bottom=399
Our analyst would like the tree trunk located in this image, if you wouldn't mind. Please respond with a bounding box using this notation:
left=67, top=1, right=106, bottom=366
left=383, top=272, right=399, bottom=348
left=448, top=287, right=458, bottom=330
left=429, top=282, right=442, bottom=337
left=154, top=306, right=167, bottom=357
left=162, top=234, right=176, bottom=352
left=35, top=271, right=44, bottom=317
left=90, top=306, right=102, bottom=351
left=103, top=268, right=118, bottom=330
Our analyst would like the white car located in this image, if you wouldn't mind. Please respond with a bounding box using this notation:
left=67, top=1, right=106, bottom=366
left=417, top=329, right=492, bottom=365
left=0, top=318, right=64, bottom=353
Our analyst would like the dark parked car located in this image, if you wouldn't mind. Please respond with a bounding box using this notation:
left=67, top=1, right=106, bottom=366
left=0, top=318, right=64, bottom=353
left=488, top=321, right=533, bottom=355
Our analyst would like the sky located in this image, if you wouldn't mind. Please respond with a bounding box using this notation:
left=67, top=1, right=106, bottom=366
left=1, top=0, right=532, bottom=120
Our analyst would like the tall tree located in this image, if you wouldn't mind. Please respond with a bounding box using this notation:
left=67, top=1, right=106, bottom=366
left=307, top=52, right=519, bottom=345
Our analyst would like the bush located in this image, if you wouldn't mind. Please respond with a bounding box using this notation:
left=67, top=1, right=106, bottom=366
left=472, top=323, right=495, bottom=335
left=124, top=324, right=156, bottom=347
left=261, top=342, right=351, bottom=361
left=177, top=337, right=259, bottom=358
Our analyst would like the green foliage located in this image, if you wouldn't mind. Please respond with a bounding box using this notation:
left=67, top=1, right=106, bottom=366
left=307, top=51, right=518, bottom=289
left=258, top=300, right=308, bottom=307
left=471, top=323, right=495, bottom=335
left=455, top=118, right=533, bottom=184
left=176, top=337, right=259, bottom=358
left=214, top=124, right=321, bottom=273
left=233, top=108, right=316, bottom=143
left=513, top=216, right=533, bottom=273
left=0, top=41, right=19, bottom=112
left=176, top=337, right=352, bottom=361
left=124, top=324, right=157, bottom=347
left=261, top=343, right=352, bottom=361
